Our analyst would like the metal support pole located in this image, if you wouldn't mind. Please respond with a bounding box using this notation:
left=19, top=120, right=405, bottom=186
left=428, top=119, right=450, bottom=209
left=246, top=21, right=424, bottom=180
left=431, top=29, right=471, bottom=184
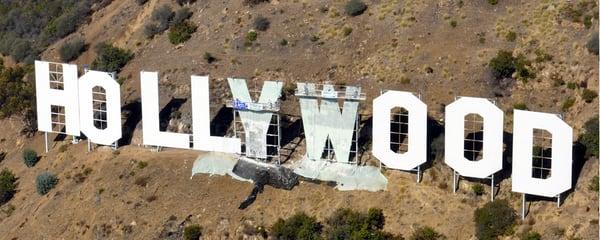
left=491, top=174, right=495, bottom=201
left=557, top=194, right=561, bottom=207
left=277, top=114, right=281, bottom=165
left=453, top=171, right=458, bottom=193
left=112, top=141, right=118, bottom=150
left=44, top=132, right=49, bottom=153
left=416, top=165, right=421, bottom=183
left=354, top=112, right=359, bottom=164
left=87, top=141, right=92, bottom=152
left=521, top=194, right=526, bottom=220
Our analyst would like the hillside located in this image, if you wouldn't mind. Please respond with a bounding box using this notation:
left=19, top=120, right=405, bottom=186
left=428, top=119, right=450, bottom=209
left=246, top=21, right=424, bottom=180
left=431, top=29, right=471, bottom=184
left=0, top=0, right=597, bottom=239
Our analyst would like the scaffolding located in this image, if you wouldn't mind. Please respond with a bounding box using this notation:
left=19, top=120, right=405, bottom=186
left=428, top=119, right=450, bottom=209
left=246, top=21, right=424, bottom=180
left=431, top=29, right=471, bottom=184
left=377, top=90, right=422, bottom=182
left=226, top=93, right=282, bottom=164
left=296, top=83, right=365, bottom=164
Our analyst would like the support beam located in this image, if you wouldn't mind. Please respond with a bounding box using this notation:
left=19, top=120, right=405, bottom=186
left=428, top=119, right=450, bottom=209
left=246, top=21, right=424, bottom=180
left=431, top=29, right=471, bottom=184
left=44, top=132, right=49, bottom=153
left=521, top=194, right=527, bottom=220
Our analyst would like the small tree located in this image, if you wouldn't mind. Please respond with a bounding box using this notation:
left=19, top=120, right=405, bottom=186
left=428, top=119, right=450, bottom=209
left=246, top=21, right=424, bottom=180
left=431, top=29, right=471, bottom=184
left=168, top=21, right=197, bottom=45
left=489, top=50, right=516, bottom=79
left=587, top=33, right=599, bottom=55
left=0, top=169, right=17, bottom=205
left=91, top=43, right=134, bottom=73
left=579, top=117, right=599, bottom=157
left=472, top=183, right=484, bottom=196
left=183, top=224, right=202, bottom=240
left=23, top=149, right=38, bottom=167
left=59, top=38, right=86, bottom=62
left=254, top=16, right=270, bottom=31
left=271, top=212, right=322, bottom=240
left=473, top=199, right=516, bottom=240
left=345, top=0, right=367, bottom=16
left=581, top=89, right=598, bottom=103
left=36, top=171, right=58, bottom=195
left=409, top=226, right=445, bottom=240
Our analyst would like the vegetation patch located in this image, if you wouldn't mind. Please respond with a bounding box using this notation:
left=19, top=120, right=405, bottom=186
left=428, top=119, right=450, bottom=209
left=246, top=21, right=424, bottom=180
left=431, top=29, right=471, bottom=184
left=91, top=43, right=134, bottom=73
left=409, top=226, right=444, bottom=240
left=168, top=21, right=197, bottom=45
left=184, top=224, right=202, bottom=240
left=579, top=116, right=598, bottom=157
left=271, top=212, right=322, bottom=239
left=254, top=16, right=270, bottom=31
left=473, top=199, right=516, bottom=240
left=581, top=89, right=598, bottom=103
left=0, top=169, right=17, bottom=205
left=345, top=0, right=368, bottom=16
left=59, top=38, right=86, bottom=62
left=36, top=172, right=59, bottom=195
left=23, top=149, right=38, bottom=168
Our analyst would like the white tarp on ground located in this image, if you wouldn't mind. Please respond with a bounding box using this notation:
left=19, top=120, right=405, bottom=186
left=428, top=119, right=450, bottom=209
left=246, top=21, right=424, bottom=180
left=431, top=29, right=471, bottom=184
left=293, top=158, right=388, bottom=191
left=191, top=153, right=251, bottom=182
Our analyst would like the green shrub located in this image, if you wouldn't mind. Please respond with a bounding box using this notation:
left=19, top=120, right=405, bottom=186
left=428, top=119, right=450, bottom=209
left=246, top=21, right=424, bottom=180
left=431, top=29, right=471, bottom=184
left=254, top=16, right=270, bottom=31
left=587, top=33, right=598, bottom=55
left=472, top=183, right=485, bottom=196
left=489, top=50, right=516, bottom=79
left=36, top=172, right=58, bottom=195
left=203, top=52, right=216, bottom=63
left=345, top=0, right=367, bottom=16
left=271, top=212, right=322, bottom=240
left=513, top=103, right=527, bottom=110
left=561, top=97, right=575, bottom=111
left=168, top=21, right=197, bottom=44
left=246, top=31, right=258, bottom=42
left=579, top=117, right=599, bottom=157
left=184, top=224, right=202, bottom=240
left=0, top=169, right=17, bottom=205
left=409, top=226, right=444, bottom=240
left=505, top=30, right=517, bottom=42
left=91, top=43, right=134, bottom=73
left=342, top=27, right=353, bottom=36
left=59, top=38, right=86, bottom=62
left=567, top=82, right=577, bottom=89
left=589, top=175, right=599, bottom=192
left=581, top=89, right=598, bottom=103
left=473, top=199, right=516, bottom=240
left=325, top=208, right=397, bottom=240
left=520, top=230, right=541, bottom=240
left=0, top=63, right=35, bottom=119
left=23, top=149, right=38, bottom=167
left=280, top=39, right=288, bottom=46
left=488, top=0, right=498, bottom=5
left=152, top=5, right=174, bottom=26
left=143, top=23, right=163, bottom=38
left=449, top=20, right=457, bottom=28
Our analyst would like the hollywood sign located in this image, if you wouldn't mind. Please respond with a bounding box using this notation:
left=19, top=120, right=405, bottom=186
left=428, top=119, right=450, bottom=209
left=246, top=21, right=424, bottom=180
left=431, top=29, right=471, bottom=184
left=34, top=61, right=572, bottom=199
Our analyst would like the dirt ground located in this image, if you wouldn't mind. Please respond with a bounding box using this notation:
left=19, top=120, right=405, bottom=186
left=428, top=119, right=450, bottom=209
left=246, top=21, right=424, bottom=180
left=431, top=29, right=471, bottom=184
left=0, top=0, right=597, bottom=239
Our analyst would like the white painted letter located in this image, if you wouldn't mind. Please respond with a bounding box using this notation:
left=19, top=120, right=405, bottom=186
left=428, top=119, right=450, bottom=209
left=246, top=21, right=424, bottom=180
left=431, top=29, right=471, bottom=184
left=140, top=71, right=190, bottom=149
left=35, top=61, right=80, bottom=135
left=78, top=71, right=122, bottom=145
left=444, top=97, right=503, bottom=178
left=512, top=110, right=572, bottom=197
left=191, top=76, right=241, bottom=153
left=372, top=91, right=427, bottom=170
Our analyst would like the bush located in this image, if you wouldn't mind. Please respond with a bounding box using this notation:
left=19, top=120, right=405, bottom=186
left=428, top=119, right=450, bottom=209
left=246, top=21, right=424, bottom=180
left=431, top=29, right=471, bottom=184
left=488, top=0, right=498, bottom=5
left=325, top=208, right=397, bottom=240
left=254, top=16, right=270, bottom=31
left=184, top=224, right=202, bottom=240
left=246, top=31, right=258, bottom=42
left=152, top=5, right=174, bottom=25
left=0, top=63, right=35, bottom=119
left=168, top=21, right=197, bottom=44
left=0, top=169, right=17, bottom=205
left=345, top=0, right=368, bottom=16
left=203, top=52, right=216, bottom=63
left=172, top=7, right=193, bottom=25
left=91, top=43, right=134, bottom=73
left=176, top=0, right=197, bottom=6
left=136, top=0, right=149, bottom=5
left=36, top=172, right=58, bottom=195
left=409, top=226, right=444, bottom=240
left=505, top=30, right=517, bottom=42
left=589, top=175, right=599, bottom=192
left=472, top=183, right=485, bottom=196
left=579, top=117, right=599, bottom=157
left=513, top=103, right=527, bottom=110
left=561, top=97, right=575, bottom=111
left=271, top=212, right=322, bottom=240
left=59, top=38, right=86, bottom=62
left=581, top=89, right=598, bottom=103
left=23, top=149, right=38, bottom=167
left=143, top=23, right=164, bottom=38
left=473, top=199, right=516, bottom=240
left=489, top=50, right=516, bottom=79
left=587, top=33, right=598, bottom=55
left=520, top=230, right=541, bottom=240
